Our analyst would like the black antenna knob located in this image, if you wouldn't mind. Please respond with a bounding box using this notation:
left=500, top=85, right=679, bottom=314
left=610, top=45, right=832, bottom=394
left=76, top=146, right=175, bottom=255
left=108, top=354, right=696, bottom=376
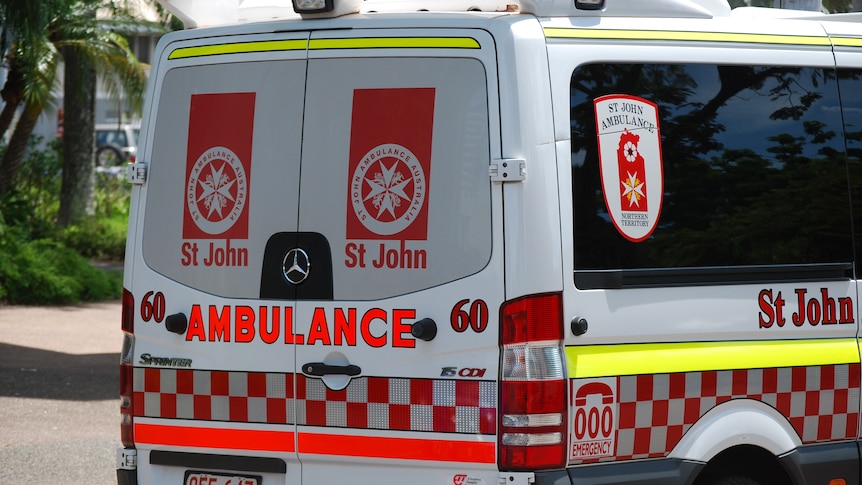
left=411, top=318, right=437, bottom=341
left=571, top=317, right=588, bottom=336
left=165, top=313, right=188, bottom=335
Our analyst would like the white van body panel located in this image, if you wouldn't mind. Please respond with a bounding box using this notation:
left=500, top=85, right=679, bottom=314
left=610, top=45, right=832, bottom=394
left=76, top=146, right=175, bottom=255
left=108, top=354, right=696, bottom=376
left=121, top=3, right=862, bottom=484
left=493, top=16, right=564, bottom=299
left=549, top=15, right=849, bottom=347
left=548, top=9, right=860, bottom=474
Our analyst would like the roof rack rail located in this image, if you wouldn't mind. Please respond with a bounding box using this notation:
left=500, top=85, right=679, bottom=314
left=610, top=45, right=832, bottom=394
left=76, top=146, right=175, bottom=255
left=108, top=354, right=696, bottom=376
left=362, top=0, right=517, bottom=14
left=517, top=0, right=729, bottom=18
left=363, top=0, right=730, bottom=16
left=729, top=6, right=824, bottom=18
left=729, top=6, right=862, bottom=23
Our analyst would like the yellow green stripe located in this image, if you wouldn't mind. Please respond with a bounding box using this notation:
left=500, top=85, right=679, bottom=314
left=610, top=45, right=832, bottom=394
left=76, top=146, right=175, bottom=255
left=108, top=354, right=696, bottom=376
left=168, top=39, right=308, bottom=59
left=567, top=338, right=860, bottom=379
left=309, top=37, right=480, bottom=50
left=831, top=36, right=862, bottom=48
left=168, top=37, right=480, bottom=60
left=544, top=27, right=830, bottom=47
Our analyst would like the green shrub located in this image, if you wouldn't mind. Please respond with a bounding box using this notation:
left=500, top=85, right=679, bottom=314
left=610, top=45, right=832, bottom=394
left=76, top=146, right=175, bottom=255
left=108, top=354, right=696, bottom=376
left=2, top=137, right=64, bottom=238
left=0, top=235, right=122, bottom=305
left=57, top=215, right=127, bottom=261
left=0, top=137, right=127, bottom=305
left=94, top=168, right=132, bottom=218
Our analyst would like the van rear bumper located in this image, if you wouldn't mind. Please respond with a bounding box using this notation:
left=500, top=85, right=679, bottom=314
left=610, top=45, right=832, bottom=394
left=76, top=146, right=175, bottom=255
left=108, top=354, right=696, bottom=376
left=535, top=459, right=703, bottom=485
left=117, top=469, right=138, bottom=485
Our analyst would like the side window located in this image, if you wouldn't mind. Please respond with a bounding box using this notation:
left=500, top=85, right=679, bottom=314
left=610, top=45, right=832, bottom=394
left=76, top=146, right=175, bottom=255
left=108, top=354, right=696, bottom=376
left=841, top=69, right=862, bottom=275
left=570, top=64, right=852, bottom=288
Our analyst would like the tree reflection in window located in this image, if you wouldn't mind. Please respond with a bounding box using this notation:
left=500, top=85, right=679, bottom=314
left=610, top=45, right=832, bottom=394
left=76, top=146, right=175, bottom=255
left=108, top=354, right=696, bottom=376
left=571, top=63, right=852, bottom=277
left=840, top=69, right=862, bottom=276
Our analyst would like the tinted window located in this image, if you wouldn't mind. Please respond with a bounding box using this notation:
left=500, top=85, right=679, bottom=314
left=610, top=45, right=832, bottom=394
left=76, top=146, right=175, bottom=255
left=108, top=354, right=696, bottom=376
left=298, top=57, right=492, bottom=300
left=143, top=60, right=307, bottom=299
left=571, top=64, right=852, bottom=288
left=841, top=69, right=862, bottom=273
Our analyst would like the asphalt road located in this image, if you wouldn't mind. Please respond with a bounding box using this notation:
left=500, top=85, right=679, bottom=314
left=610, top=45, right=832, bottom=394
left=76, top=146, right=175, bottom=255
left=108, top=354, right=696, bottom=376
left=0, top=301, right=123, bottom=484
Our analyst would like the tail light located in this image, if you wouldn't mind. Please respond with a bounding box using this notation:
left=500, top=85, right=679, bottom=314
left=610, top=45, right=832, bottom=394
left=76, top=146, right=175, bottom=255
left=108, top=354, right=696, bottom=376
left=499, top=293, right=567, bottom=471
left=120, top=288, right=136, bottom=447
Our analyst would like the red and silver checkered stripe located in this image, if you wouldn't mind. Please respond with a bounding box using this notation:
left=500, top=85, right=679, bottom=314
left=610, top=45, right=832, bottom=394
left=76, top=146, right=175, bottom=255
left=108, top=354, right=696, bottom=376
left=587, top=364, right=860, bottom=463
left=133, top=368, right=497, bottom=435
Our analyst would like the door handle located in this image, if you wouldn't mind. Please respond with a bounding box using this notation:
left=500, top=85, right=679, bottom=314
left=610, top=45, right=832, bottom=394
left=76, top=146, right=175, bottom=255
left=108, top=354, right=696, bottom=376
left=302, top=362, right=361, bottom=377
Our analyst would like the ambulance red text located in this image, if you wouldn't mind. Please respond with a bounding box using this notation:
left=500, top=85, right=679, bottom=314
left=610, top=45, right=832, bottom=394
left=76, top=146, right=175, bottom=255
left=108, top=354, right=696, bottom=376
left=758, top=288, right=854, bottom=328
left=185, top=304, right=417, bottom=348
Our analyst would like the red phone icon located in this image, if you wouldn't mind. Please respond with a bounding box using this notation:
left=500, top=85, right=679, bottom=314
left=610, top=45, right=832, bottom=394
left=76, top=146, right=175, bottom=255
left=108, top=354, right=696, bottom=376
left=575, top=382, right=614, bottom=407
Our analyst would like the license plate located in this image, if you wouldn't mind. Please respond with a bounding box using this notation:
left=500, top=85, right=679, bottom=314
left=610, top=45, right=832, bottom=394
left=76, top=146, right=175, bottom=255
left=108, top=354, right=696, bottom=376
left=184, top=470, right=261, bottom=485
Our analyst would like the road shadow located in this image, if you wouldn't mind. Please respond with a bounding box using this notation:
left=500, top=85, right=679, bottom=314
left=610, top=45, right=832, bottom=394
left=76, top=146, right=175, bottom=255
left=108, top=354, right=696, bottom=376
left=0, top=342, right=118, bottom=401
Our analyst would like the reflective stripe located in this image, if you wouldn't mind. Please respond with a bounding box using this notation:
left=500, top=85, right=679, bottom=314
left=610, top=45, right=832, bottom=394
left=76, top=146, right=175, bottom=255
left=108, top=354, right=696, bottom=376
left=308, top=37, right=481, bottom=50
left=168, top=37, right=480, bottom=59
left=135, top=423, right=296, bottom=452
left=298, top=432, right=496, bottom=463
left=544, top=27, right=831, bottom=46
left=832, top=36, right=862, bottom=48
left=567, top=338, right=860, bottom=378
left=168, top=39, right=308, bottom=59
left=134, top=423, right=495, bottom=462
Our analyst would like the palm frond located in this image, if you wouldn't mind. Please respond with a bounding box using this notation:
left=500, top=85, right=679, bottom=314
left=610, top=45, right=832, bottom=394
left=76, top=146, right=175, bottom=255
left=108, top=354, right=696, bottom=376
left=2, top=0, right=157, bottom=119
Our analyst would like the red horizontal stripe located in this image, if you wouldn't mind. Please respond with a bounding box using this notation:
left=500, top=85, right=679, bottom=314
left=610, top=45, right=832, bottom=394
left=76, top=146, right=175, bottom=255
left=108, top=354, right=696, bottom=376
left=298, top=432, right=496, bottom=463
left=135, top=423, right=295, bottom=452
left=135, top=424, right=495, bottom=463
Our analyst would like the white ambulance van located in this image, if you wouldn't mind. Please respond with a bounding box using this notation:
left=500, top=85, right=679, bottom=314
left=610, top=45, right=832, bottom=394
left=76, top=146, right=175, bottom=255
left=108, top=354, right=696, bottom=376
left=117, top=0, right=862, bottom=483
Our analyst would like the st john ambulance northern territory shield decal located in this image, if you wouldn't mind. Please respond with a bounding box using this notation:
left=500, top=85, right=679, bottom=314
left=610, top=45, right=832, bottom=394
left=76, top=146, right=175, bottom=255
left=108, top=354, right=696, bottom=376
left=594, top=94, right=664, bottom=242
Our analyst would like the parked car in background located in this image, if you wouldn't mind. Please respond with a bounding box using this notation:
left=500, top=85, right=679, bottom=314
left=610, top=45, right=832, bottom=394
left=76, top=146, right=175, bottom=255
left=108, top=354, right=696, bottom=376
left=95, top=123, right=139, bottom=167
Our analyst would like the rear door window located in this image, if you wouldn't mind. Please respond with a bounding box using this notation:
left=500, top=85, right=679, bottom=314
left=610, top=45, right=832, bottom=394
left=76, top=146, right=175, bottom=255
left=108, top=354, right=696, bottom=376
left=298, top=56, right=493, bottom=300
left=142, top=58, right=307, bottom=298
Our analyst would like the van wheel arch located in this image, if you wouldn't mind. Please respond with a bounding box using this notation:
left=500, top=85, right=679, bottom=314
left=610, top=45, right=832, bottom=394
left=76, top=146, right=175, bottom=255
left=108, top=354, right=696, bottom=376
left=668, top=399, right=801, bottom=462
left=669, top=400, right=802, bottom=485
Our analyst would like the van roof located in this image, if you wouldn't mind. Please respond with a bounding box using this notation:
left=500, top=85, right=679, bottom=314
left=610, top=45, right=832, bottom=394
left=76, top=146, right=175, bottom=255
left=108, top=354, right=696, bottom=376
left=159, top=0, right=859, bottom=28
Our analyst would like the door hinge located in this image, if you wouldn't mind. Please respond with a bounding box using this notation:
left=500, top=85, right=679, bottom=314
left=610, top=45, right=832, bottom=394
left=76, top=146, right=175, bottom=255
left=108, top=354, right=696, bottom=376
left=116, top=448, right=137, bottom=470
left=126, top=162, right=147, bottom=185
left=498, top=472, right=535, bottom=485
left=489, top=158, right=526, bottom=182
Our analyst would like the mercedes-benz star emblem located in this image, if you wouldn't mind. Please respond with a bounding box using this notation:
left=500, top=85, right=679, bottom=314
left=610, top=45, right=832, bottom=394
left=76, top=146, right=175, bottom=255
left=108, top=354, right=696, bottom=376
left=282, top=248, right=310, bottom=285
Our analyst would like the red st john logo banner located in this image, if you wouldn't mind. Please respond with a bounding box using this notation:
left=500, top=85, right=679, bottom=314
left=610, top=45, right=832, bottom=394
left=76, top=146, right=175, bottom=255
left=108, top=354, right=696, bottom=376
left=346, top=88, right=435, bottom=241
left=183, top=92, right=255, bottom=240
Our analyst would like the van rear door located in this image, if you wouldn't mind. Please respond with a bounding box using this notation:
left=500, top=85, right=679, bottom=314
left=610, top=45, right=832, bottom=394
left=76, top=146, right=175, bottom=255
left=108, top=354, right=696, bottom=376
left=290, top=28, right=504, bottom=485
left=133, top=31, right=309, bottom=483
